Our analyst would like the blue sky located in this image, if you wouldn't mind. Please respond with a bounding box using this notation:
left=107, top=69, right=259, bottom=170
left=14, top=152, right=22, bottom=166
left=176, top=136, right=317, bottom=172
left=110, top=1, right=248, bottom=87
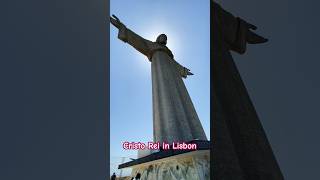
left=110, top=0, right=210, bottom=176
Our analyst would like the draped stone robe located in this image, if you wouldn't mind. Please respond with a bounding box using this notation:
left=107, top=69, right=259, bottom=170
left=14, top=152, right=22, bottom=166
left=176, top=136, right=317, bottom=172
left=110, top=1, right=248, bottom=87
left=212, top=1, right=284, bottom=180
left=116, top=25, right=207, bottom=144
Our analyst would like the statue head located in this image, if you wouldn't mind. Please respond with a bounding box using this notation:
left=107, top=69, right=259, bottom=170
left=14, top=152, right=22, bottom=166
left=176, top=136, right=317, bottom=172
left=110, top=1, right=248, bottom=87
left=156, top=34, right=167, bottom=45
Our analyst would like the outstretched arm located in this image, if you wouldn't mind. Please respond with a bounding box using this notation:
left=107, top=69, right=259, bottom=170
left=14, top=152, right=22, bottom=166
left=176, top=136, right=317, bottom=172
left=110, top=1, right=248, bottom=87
left=172, top=59, right=193, bottom=79
left=213, top=1, right=268, bottom=54
left=110, top=15, right=154, bottom=58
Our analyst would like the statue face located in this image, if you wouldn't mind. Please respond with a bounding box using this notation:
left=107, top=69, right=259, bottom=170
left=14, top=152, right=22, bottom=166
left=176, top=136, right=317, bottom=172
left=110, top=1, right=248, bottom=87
left=156, top=34, right=167, bottom=45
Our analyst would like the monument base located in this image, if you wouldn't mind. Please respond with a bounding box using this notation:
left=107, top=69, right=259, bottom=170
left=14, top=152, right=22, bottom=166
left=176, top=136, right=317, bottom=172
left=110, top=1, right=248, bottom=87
left=119, top=140, right=210, bottom=180
left=132, top=150, right=209, bottom=180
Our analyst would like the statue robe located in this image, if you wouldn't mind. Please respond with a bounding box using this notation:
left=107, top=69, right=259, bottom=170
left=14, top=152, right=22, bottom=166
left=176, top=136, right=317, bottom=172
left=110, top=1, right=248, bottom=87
left=212, top=1, right=284, bottom=180
left=116, top=25, right=207, bottom=144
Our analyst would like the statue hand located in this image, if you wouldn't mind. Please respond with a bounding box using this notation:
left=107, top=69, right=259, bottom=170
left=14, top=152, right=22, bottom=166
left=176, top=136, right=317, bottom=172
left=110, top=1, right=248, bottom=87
left=186, top=68, right=194, bottom=76
left=110, top=14, right=123, bottom=29
left=244, top=21, right=268, bottom=44
left=182, top=68, right=193, bottom=78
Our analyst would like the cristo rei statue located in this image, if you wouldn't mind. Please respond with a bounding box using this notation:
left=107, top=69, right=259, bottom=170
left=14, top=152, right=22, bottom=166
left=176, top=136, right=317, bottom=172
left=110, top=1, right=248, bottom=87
left=110, top=13, right=210, bottom=180
left=110, top=15, right=208, bottom=145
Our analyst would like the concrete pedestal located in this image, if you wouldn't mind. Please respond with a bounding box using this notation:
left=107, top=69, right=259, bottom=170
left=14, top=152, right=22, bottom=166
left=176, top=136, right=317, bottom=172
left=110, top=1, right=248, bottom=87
left=131, top=150, right=209, bottom=180
left=119, top=140, right=210, bottom=180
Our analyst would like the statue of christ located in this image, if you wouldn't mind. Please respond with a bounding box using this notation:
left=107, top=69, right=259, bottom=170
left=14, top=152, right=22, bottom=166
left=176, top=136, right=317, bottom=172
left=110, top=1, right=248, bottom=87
left=110, top=15, right=207, bottom=144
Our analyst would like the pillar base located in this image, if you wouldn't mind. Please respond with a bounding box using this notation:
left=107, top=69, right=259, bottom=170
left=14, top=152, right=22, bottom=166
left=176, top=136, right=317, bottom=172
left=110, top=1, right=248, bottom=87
left=119, top=140, right=210, bottom=180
